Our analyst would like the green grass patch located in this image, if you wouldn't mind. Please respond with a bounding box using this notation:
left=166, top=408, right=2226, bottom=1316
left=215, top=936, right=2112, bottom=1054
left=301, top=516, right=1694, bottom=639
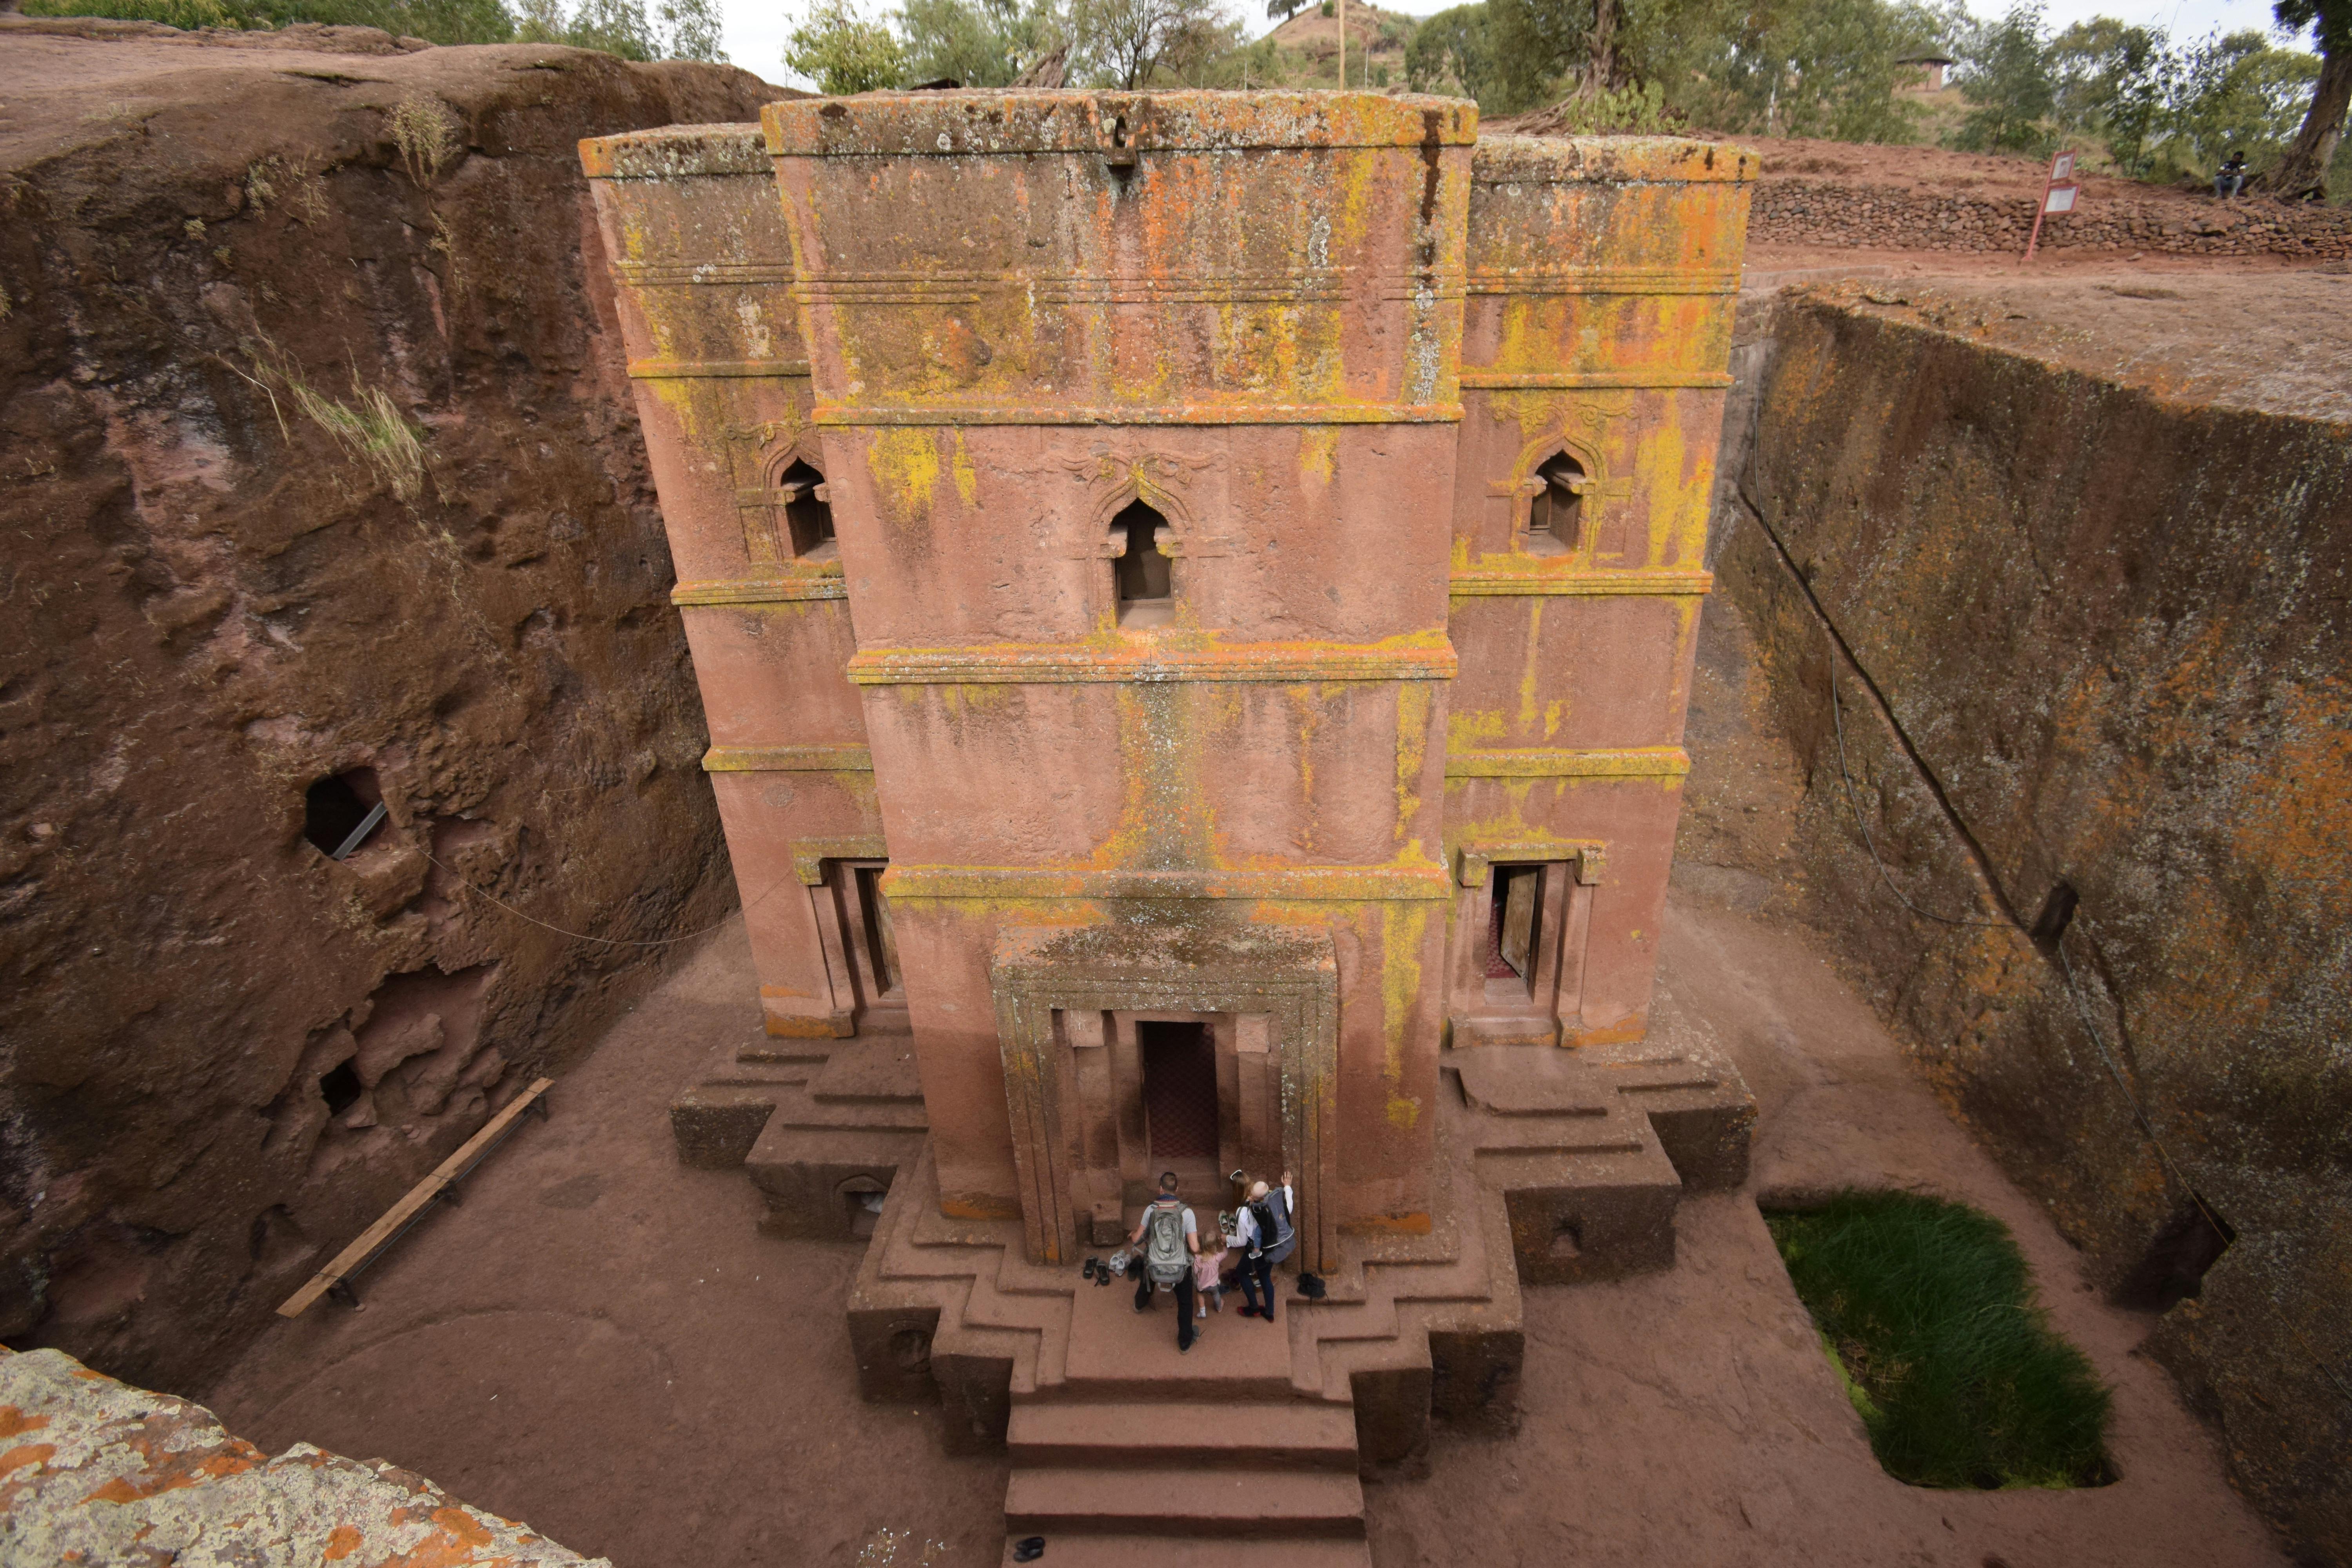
left=1766, top=1190, right=2114, bottom=1490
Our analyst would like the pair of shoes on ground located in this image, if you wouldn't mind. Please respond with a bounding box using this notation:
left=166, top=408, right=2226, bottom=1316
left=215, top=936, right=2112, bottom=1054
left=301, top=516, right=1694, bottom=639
left=1237, top=1304, right=1277, bottom=1323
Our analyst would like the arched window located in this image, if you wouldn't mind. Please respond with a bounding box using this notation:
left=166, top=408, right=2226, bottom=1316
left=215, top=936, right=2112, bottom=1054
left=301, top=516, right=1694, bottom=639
left=776, top=459, right=835, bottom=559
left=1527, top=453, right=1588, bottom=553
left=1112, top=499, right=1173, bottom=626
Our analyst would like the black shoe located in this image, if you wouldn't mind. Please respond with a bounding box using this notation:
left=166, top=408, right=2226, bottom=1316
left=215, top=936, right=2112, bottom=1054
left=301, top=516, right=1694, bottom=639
left=1013, top=1537, right=1046, bottom=1563
left=1082, top=1257, right=1097, bottom=1281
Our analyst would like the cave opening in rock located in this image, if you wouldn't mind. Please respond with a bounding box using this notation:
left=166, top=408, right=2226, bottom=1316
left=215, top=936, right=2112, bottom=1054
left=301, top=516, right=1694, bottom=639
left=303, top=769, right=384, bottom=859
left=318, top=1060, right=363, bottom=1116
left=2113, top=1197, right=2235, bottom=1312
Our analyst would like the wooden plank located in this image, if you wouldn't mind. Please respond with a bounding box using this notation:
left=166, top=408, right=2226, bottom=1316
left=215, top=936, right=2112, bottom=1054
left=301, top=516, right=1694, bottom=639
left=277, top=1076, right=554, bottom=1318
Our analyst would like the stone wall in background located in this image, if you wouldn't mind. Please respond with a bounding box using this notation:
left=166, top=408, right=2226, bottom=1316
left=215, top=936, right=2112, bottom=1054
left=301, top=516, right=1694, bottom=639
left=0, top=24, right=777, bottom=1392
left=1694, top=290, right=2351, bottom=1561
left=1751, top=180, right=2352, bottom=259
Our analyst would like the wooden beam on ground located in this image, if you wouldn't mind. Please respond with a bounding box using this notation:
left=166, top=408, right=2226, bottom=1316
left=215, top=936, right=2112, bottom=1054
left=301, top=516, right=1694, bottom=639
left=277, top=1076, right=555, bottom=1318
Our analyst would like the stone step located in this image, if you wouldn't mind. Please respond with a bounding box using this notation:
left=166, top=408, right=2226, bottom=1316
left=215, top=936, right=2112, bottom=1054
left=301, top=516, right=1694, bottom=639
left=998, top=1533, right=1372, bottom=1567
left=1003, top=1466, right=1366, bottom=1539
left=809, top=1039, right=924, bottom=1103
left=1007, top=1399, right=1358, bottom=1471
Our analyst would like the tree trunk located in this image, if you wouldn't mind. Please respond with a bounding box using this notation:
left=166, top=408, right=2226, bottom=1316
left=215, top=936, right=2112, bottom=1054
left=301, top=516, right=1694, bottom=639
left=1579, top=0, right=1618, bottom=97
left=2267, top=46, right=2352, bottom=201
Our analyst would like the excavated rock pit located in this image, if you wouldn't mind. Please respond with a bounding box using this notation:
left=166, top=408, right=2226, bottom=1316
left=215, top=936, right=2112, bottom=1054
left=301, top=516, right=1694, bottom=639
left=2, top=29, right=2347, bottom=1567
left=1688, top=268, right=2352, bottom=1564
left=0, top=19, right=777, bottom=1397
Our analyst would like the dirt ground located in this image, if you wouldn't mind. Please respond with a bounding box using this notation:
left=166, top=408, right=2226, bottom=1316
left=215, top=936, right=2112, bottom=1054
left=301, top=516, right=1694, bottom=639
left=203, top=929, right=1011, bottom=1568
left=204, top=881, right=2287, bottom=1568
left=1742, top=254, right=2352, bottom=423
left=1365, top=887, right=2285, bottom=1568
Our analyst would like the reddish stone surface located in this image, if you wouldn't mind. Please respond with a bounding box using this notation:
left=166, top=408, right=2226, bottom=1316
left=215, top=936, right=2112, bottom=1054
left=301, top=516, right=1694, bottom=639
left=582, top=98, right=1754, bottom=1266
left=0, top=21, right=771, bottom=1391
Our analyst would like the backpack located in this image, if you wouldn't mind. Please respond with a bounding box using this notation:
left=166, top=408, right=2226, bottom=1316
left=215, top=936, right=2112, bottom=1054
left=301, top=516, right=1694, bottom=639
left=1247, top=1197, right=1278, bottom=1256
left=1143, top=1201, right=1189, bottom=1286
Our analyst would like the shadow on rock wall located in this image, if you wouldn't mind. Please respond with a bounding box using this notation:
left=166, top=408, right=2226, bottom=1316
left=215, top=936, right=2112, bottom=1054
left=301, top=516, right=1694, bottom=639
left=1684, top=289, right=2352, bottom=1563
left=0, top=25, right=784, bottom=1393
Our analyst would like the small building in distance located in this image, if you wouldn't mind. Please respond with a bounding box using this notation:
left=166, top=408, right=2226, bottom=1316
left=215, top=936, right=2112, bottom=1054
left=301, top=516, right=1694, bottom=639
left=1898, top=53, right=1956, bottom=91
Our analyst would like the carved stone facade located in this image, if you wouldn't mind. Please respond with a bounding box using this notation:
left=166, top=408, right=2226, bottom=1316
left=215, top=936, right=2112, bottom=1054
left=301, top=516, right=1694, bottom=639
left=582, top=96, right=1754, bottom=1267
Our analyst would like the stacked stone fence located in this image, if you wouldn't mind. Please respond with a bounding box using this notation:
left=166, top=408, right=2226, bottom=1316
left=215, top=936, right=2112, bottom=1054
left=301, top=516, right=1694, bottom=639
left=1751, top=178, right=2352, bottom=259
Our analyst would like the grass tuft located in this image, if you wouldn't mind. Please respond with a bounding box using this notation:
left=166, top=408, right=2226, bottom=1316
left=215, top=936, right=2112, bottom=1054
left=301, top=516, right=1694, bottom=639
left=1766, top=1190, right=2113, bottom=1490
left=387, top=93, right=462, bottom=189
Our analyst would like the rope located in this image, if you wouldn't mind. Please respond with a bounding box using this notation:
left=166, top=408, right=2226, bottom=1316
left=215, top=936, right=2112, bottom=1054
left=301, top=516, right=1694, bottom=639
left=421, top=851, right=791, bottom=949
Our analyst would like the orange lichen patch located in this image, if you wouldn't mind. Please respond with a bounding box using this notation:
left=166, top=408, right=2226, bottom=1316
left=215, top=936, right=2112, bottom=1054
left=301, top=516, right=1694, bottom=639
left=323, top=1523, right=366, bottom=1560
left=0, top=1441, right=56, bottom=1475
left=0, top=1406, right=49, bottom=1441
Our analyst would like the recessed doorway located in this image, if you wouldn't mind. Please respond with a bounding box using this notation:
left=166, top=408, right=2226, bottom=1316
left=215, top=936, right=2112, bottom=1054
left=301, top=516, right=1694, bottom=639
left=1139, top=1020, right=1217, bottom=1162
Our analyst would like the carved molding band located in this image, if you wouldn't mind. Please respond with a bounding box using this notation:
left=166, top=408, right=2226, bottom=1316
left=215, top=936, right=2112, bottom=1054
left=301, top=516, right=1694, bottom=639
left=813, top=401, right=1463, bottom=428
left=628, top=358, right=813, bottom=380
left=1448, top=568, right=1713, bottom=597
left=614, top=262, right=795, bottom=287
left=703, top=745, right=875, bottom=773
left=1457, top=370, right=1735, bottom=390
left=1454, top=839, right=1607, bottom=888
left=790, top=834, right=889, bottom=886
left=1463, top=268, right=1741, bottom=296
left=671, top=577, right=848, bottom=606
left=848, top=637, right=1458, bottom=686
left=882, top=862, right=1453, bottom=904
left=1444, top=746, right=1691, bottom=779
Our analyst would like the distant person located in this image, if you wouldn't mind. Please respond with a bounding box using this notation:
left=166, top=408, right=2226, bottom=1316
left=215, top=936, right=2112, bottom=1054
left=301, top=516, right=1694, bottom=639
left=2215, top=151, right=2248, bottom=199
left=1233, top=1172, right=1296, bottom=1323
left=1193, top=1226, right=1228, bottom=1318
left=1129, top=1170, right=1201, bottom=1352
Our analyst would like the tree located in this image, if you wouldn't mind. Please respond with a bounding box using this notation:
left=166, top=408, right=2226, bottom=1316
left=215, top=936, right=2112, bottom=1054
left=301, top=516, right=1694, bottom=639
left=1686, top=0, right=1940, bottom=142
left=2048, top=17, right=2173, bottom=173
left=1405, top=2, right=1501, bottom=104
left=786, top=0, right=909, bottom=90
left=2269, top=0, right=2352, bottom=197
left=657, top=0, right=725, bottom=58
left=2168, top=29, right=2319, bottom=171
left=1265, top=0, right=1303, bottom=20
left=1067, top=0, right=1239, bottom=87
left=1484, top=0, right=1731, bottom=114
left=900, top=0, right=1063, bottom=84
left=1954, top=2, right=2056, bottom=152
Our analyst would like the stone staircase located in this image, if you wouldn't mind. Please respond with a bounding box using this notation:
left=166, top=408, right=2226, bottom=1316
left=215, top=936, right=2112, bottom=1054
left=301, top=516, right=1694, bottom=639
left=828, top=1031, right=1751, bottom=1558
left=669, top=1009, right=1750, bottom=1555
left=668, top=1025, right=927, bottom=1240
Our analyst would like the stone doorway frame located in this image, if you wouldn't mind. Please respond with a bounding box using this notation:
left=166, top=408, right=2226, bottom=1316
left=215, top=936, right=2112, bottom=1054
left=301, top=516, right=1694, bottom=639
left=991, top=920, right=1338, bottom=1272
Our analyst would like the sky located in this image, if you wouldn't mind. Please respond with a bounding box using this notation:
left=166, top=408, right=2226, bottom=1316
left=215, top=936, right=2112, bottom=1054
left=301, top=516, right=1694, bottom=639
left=717, top=0, right=2302, bottom=92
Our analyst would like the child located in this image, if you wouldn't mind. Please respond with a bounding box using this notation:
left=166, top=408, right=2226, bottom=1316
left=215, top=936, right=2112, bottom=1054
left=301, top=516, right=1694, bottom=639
left=1192, top=1229, right=1227, bottom=1317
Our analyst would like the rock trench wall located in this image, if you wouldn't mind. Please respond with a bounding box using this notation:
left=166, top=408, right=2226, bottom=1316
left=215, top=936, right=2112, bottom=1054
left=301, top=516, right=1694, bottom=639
left=0, top=27, right=775, bottom=1392
left=1750, top=179, right=2352, bottom=259
left=1695, top=291, right=2351, bottom=1562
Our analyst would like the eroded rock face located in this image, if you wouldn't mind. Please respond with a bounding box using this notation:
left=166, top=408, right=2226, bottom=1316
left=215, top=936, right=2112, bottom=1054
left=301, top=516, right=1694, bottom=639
left=1697, top=290, right=2351, bottom=1560
left=0, top=1345, right=607, bottom=1565
left=0, top=25, right=776, bottom=1390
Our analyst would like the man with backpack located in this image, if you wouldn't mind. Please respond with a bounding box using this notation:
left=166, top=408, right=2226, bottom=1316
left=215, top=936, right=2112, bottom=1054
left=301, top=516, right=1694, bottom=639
left=1233, top=1172, right=1296, bottom=1323
left=1128, top=1170, right=1202, bottom=1352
